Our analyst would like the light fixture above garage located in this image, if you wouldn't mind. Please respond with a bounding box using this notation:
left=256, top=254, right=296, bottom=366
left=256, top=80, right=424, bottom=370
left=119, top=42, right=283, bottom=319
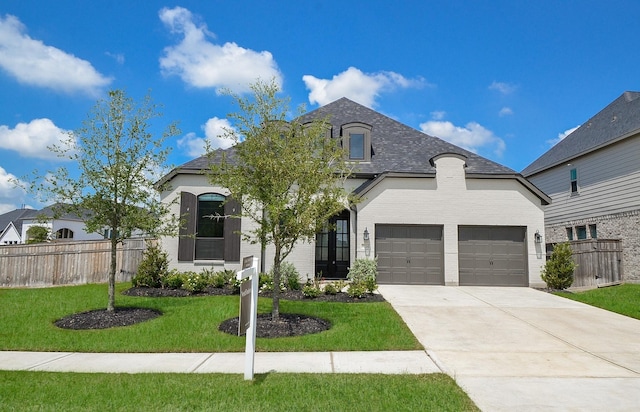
left=363, top=227, right=369, bottom=240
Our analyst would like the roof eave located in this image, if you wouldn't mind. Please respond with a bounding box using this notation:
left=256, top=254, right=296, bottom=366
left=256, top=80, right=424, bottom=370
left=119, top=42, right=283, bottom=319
left=466, top=173, right=551, bottom=205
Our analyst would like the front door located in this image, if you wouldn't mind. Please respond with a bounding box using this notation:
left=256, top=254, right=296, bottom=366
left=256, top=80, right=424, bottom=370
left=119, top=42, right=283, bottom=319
left=315, top=210, right=350, bottom=279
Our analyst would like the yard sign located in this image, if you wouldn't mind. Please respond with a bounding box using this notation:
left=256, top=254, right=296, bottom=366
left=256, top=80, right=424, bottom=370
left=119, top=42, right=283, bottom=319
left=236, top=255, right=259, bottom=380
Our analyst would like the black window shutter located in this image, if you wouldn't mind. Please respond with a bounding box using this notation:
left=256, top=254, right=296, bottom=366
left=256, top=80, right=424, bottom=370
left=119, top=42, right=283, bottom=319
left=178, top=192, right=196, bottom=261
left=224, top=197, right=241, bottom=262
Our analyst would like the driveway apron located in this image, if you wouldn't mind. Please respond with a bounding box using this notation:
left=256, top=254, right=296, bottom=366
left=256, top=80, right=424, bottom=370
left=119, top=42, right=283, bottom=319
left=378, top=285, right=640, bottom=412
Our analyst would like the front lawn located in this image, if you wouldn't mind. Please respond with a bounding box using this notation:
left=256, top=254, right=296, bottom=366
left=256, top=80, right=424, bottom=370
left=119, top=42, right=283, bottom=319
left=556, top=283, right=640, bottom=320
left=0, top=283, right=421, bottom=352
left=0, top=371, right=479, bottom=411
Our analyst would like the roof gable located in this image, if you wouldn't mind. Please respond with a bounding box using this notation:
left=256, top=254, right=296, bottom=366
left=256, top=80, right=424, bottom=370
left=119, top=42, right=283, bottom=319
left=522, top=91, right=640, bottom=176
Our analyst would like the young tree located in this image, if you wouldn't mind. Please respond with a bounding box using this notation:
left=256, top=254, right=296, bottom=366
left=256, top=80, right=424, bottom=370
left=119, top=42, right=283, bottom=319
left=541, top=242, right=576, bottom=290
left=208, top=79, right=356, bottom=320
left=34, top=89, right=180, bottom=311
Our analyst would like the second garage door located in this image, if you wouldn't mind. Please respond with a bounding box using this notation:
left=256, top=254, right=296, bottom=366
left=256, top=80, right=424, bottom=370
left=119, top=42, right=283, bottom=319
left=458, top=226, right=528, bottom=286
left=376, top=225, right=444, bottom=285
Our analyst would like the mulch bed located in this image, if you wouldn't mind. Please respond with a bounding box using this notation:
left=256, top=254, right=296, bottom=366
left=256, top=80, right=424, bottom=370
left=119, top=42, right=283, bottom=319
left=218, top=313, right=331, bottom=338
left=54, top=307, right=161, bottom=330
left=54, top=286, right=384, bottom=335
left=123, top=286, right=386, bottom=303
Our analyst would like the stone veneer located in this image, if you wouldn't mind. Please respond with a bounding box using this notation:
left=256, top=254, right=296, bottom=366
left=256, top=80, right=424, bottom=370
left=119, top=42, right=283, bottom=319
left=544, top=209, right=640, bottom=282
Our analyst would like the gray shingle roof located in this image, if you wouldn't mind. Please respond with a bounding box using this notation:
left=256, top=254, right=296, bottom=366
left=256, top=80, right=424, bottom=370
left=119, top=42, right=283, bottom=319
left=522, top=91, right=640, bottom=176
left=300, top=97, right=515, bottom=175
left=165, top=97, right=516, bottom=179
left=0, top=208, right=32, bottom=237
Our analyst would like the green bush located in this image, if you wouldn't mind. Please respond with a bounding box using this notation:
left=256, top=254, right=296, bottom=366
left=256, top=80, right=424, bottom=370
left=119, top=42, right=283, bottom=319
left=323, top=283, right=338, bottom=295
left=162, top=270, right=185, bottom=289
left=26, top=225, right=49, bottom=244
left=347, top=282, right=368, bottom=299
left=277, top=261, right=302, bottom=291
left=183, top=272, right=208, bottom=293
left=302, top=284, right=321, bottom=298
left=209, top=271, right=227, bottom=288
left=347, top=258, right=378, bottom=294
left=541, top=242, right=576, bottom=290
left=132, top=242, right=169, bottom=288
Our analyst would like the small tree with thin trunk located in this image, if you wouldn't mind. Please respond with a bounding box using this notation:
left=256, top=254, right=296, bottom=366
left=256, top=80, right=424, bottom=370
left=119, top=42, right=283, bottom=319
left=541, top=242, right=576, bottom=290
left=31, top=89, right=180, bottom=312
left=208, top=79, right=356, bottom=320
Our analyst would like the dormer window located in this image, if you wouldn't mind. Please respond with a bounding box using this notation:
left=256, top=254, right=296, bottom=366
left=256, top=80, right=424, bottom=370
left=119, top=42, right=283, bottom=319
left=342, top=123, right=372, bottom=161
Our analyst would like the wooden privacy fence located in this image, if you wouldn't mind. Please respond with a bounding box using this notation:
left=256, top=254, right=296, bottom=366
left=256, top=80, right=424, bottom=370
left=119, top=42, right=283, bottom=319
left=0, top=238, right=149, bottom=288
left=566, top=239, right=623, bottom=289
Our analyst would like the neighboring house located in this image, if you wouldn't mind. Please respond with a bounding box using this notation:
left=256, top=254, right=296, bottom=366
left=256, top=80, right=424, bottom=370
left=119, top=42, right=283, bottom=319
left=0, top=208, right=32, bottom=245
left=522, top=91, right=640, bottom=282
left=159, top=98, right=550, bottom=287
left=0, top=204, right=105, bottom=244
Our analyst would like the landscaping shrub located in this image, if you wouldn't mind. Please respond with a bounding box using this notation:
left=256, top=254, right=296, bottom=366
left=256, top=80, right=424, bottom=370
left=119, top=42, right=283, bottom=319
left=162, top=270, right=185, bottom=289
left=323, top=283, right=338, bottom=295
left=279, top=261, right=302, bottom=290
left=209, top=271, right=227, bottom=288
left=347, top=258, right=379, bottom=293
left=182, top=272, right=208, bottom=293
left=541, top=242, right=576, bottom=290
left=132, top=242, right=169, bottom=288
left=302, top=283, right=321, bottom=298
left=347, top=282, right=368, bottom=299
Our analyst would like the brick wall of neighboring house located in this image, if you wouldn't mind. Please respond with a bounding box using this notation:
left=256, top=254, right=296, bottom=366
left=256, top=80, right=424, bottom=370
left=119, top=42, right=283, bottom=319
left=545, top=209, right=640, bottom=282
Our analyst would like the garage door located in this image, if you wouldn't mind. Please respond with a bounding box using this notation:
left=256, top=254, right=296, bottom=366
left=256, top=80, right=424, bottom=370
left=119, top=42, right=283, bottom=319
left=458, top=226, right=528, bottom=286
left=376, top=225, right=444, bottom=284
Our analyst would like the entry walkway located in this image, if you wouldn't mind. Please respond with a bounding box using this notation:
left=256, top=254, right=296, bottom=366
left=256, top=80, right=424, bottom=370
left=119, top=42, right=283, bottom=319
left=378, top=285, right=640, bottom=412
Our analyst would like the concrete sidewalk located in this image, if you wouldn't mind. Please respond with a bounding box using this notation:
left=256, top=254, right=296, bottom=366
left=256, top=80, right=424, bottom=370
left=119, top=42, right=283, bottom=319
left=379, top=285, right=640, bottom=412
left=0, top=350, right=439, bottom=375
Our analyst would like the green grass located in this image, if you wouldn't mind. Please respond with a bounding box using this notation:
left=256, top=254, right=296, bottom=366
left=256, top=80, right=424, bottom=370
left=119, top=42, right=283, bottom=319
left=0, top=283, right=421, bottom=352
left=0, top=371, right=479, bottom=411
left=556, top=283, right=640, bottom=320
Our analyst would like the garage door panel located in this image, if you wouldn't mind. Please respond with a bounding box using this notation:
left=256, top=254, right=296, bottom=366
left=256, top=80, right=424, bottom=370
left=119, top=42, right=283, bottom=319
left=376, top=224, right=444, bottom=285
left=459, top=226, right=527, bottom=287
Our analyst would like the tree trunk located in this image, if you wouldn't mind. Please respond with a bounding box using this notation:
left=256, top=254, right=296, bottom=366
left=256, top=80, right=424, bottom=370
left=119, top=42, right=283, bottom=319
left=271, top=246, right=281, bottom=321
left=107, top=231, right=117, bottom=312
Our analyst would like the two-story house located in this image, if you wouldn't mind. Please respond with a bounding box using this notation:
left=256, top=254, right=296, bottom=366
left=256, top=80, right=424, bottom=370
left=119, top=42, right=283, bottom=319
left=522, top=91, right=640, bottom=281
left=159, top=98, right=551, bottom=287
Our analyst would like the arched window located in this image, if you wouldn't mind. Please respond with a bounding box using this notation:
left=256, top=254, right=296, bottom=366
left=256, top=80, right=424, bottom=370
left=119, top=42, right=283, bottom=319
left=56, top=228, right=74, bottom=239
left=178, top=192, right=241, bottom=262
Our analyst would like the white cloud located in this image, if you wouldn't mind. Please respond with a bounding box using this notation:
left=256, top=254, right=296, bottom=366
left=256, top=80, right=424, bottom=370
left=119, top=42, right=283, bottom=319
left=159, top=6, right=282, bottom=94
left=0, top=14, right=111, bottom=95
left=0, top=118, right=73, bottom=160
left=489, top=81, right=517, bottom=95
left=420, top=120, right=506, bottom=157
left=547, top=125, right=579, bottom=146
left=0, top=165, right=26, bottom=213
left=430, top=111, right=446, bottom=120
left=178, top=117, right=235, bottom=157
left=105, top=51, right=124, bottom=65
left=303, top=66, right=428, bottom=108
left=499, top=107, right=514, bottom=116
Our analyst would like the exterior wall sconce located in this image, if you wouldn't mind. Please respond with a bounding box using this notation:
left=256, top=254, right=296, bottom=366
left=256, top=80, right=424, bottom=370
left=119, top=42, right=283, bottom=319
left=535, top=230, right=542, bottom=244
left=363, top=227, right=369, bottom=241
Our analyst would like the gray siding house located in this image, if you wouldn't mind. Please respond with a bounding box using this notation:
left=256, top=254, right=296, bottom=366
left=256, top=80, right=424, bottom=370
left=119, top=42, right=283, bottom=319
left=522, top=91, right=640, bottom=281
left=160, top=98, right=550, bottom=287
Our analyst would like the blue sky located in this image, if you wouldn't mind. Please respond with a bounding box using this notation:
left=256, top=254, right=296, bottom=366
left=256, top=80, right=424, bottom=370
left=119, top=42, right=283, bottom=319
left=1, top=1, right=639, bottom=213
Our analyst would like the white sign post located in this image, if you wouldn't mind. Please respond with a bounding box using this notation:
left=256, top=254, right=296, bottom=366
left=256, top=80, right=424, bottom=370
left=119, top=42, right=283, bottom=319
left=237, top=256, right=259, bottom=380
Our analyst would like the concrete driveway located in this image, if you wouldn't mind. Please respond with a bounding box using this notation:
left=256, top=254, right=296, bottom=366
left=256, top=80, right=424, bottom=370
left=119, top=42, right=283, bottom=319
left=378, top=285, right=640, bottom=411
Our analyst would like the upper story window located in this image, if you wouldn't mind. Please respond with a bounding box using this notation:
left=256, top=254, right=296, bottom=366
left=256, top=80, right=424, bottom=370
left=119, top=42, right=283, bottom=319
left=342, top=123, right=372, bottom=161
left=566, top=227, right=574, bottom=241
left=570, top=168, right=578, bottom=194
left=576, top=225, right=587, bottom=240
left=56, top=228, right=74, bottom=239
